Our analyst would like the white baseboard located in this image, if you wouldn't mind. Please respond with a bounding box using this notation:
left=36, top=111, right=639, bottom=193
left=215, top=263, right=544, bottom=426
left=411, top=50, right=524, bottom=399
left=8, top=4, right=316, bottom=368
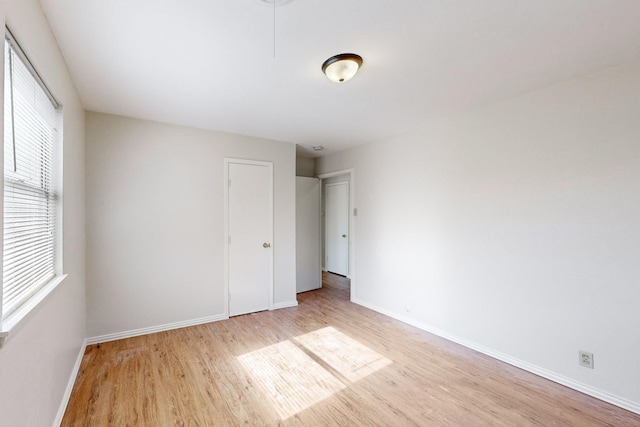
left=272, top=300, right=298, bottom=310
left=351, top=297, right=640, bottom=416
left=85, top=303, right=299, bottom=345
left=86, top=314, right=228, bottom=345
left=54, top=338, right=87, bottom=427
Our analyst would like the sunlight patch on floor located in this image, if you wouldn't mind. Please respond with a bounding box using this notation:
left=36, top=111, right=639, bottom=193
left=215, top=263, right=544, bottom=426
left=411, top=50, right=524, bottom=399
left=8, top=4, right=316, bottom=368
left=238, top=327, right=393, bottom=420
left=294, top=326, right=392, bottom=382
left=237, top=340, right=346, bottom=420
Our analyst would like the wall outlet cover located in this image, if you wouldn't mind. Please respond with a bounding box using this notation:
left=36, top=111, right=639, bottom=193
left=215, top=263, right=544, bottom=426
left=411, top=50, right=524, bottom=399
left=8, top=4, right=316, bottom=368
left=579, top=351, right=594, bottom=369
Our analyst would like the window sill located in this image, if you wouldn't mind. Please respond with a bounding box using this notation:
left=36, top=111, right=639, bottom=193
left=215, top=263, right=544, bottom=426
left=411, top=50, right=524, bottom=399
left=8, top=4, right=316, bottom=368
left=0, top=274, right=68, bottom=348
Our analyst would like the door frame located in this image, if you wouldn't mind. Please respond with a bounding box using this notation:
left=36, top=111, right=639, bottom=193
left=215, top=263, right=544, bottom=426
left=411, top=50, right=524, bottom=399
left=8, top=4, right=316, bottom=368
left=318, top=168, right=355, bottom=300
left=224, top=158, right=274, bottom=317
left=325, top=181, right=350, bottom=277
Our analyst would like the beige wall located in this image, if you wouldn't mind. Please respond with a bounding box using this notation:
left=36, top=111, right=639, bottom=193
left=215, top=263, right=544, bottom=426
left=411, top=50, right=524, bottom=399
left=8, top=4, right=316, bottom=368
left=296, top=156, right=315, bottom=177
left=0, top=0, right=87, bottom=425
left=317, top=59, right=640, bottom=412
left=86, top=112, right=297, bottom=339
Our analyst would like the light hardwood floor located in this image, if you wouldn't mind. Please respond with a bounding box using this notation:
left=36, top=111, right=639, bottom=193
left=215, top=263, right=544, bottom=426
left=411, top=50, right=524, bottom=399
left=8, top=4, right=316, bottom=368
left=62, top=273, right=640, bottom=426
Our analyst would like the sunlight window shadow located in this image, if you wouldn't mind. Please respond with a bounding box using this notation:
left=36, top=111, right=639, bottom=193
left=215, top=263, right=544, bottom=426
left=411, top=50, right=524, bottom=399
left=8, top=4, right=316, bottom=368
left=237, top=340, right=346, bottom=420
left=237, top=327, right=392, bottom=420
left=294, top=326, right=392, bottom=382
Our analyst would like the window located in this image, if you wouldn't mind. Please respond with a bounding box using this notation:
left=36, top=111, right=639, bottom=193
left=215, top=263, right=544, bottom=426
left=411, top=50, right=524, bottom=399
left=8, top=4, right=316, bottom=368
left=1, top=30, right=62, bottom=328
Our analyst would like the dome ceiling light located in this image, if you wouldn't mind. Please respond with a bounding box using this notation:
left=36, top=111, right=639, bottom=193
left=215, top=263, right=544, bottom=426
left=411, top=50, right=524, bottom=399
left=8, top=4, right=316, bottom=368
left=321, top=53, right=363, bottom=83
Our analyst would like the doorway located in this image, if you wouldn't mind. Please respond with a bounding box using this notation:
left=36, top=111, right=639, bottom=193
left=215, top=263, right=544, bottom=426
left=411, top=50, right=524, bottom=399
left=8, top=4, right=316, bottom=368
left=318, top=169, right=354, bottom=300
left=225, top=159, right=273, bottom=316
left=325, top=181, right=349, bottom=276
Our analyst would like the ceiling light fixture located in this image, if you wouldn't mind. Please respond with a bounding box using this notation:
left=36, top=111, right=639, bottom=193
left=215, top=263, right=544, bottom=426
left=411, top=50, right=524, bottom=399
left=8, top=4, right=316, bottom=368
left=313, top=146, right=324, bottom=151
left=322, top=53, right=363, bottom=83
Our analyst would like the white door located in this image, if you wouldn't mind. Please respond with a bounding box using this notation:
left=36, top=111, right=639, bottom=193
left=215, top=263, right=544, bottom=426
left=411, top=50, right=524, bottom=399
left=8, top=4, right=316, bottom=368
left=296, top=177, right=321, bottom=293
left=325, top=182, right=349, bottom=276
left=227, top=160, right=273, bottom=316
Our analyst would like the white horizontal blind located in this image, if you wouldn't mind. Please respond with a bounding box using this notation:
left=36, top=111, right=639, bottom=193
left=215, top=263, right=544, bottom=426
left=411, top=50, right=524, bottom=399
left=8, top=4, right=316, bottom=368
left=3, top=39, right=59, bottom=319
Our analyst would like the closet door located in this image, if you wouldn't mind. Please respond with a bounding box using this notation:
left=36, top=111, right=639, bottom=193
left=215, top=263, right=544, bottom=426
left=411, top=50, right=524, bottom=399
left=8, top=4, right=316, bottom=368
left=296, top=177, right=321, bottom=293
left=226, top=159, right=273, bottom=316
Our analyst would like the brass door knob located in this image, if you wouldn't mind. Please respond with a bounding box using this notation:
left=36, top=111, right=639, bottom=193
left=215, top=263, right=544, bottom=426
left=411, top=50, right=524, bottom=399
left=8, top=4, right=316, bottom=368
left=341, top=234, right=347, bottom=238
left=263, top=242, right=271, bottom=248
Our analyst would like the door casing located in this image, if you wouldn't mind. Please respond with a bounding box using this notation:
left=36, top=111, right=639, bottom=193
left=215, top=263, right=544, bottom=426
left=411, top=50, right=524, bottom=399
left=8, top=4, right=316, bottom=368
left=325, top=181, right=349, bottom=276
left=318, top=168, right=355, bottom=299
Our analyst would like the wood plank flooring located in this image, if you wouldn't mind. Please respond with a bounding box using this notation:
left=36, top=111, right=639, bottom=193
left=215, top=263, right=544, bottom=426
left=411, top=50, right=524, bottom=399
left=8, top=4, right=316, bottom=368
left=62, top=273, right=640, bottom=426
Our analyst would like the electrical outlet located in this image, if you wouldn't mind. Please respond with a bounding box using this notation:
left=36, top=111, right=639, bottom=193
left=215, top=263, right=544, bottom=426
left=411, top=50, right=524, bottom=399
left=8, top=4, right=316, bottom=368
left=579, top=351, right=594, bottom=369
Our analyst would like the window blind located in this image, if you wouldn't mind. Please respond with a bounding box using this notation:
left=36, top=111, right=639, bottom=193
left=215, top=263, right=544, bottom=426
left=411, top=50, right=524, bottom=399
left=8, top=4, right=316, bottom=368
left=3, top=38, right=59, bottom=319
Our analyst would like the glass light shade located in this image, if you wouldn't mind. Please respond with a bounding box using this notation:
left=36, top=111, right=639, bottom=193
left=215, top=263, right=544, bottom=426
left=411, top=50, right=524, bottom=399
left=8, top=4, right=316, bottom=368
left=322, top=54, right=363, bottom=83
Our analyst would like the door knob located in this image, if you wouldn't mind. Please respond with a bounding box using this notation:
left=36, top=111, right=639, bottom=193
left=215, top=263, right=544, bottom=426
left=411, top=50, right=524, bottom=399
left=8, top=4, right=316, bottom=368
left=263, top=242, right=271, bottom=248
left=341, top=234, right=346, bottom=238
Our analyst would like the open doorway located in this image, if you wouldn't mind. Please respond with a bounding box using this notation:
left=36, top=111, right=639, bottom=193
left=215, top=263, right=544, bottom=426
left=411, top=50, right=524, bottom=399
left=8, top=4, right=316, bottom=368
left=325, top=181, right=349, bottom=276
left=318, top=169, right=354, bottom=300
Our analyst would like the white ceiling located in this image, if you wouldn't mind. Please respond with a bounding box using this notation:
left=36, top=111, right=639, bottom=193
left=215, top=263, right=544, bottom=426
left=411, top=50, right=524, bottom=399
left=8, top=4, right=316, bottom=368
left=39, top=0, right=640, bottom=157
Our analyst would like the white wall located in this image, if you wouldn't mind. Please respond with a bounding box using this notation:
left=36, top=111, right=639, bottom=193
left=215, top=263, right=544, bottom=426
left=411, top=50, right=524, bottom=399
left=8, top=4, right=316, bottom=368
left=0, top=1, right=86, bottom=426
left=316, top=59, right=640, bottom=411
left=86, top=112, right=296, bottom=338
